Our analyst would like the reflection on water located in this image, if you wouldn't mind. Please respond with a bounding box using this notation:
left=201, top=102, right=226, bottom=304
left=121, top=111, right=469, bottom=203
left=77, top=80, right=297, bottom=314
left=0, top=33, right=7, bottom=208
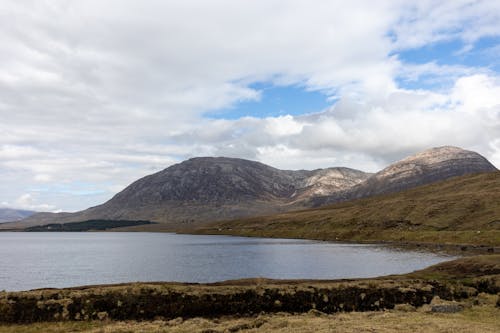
left=0, top=232, right=456, bottom=291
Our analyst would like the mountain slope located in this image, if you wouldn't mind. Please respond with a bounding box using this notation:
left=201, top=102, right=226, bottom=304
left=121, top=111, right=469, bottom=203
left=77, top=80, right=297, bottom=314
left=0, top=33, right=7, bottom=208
left=0, top=208, right=35, bottom=223
left=351, top=146, right=496, bottom=198
left=197, top=171, right=500, bottom=246
left=313, top=146, right=497, bottom=205
left=5, top=146, right=497, bottom=231
left=4, top=158, right=369, bottom=229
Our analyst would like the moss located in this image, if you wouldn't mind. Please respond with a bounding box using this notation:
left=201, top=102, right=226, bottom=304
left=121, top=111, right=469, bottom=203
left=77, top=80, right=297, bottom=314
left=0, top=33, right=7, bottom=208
left=0, top=278, right=493, bottom=324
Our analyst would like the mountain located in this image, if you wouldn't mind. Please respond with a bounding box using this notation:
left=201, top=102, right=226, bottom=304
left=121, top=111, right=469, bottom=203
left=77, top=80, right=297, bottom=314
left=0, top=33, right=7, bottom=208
left=4, top=146, right=496, bottom=231
left=4, top=158, right=370, bottom=229
left=0, top=208, right=36, bottom=223
left=313, top=146, right=497, bottom=205
left=197, top=171, right=500, bottom=246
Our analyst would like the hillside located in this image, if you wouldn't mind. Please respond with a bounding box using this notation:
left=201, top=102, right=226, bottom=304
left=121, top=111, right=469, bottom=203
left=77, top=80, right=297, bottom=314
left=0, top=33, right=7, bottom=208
left=312, top=146, right=497, bottom=206
left=4, top=146, right=496, bottom=231
left=348, top=146, right=496, bottom=199
left=196, top=171, right=500, bottom=246
left=2, top=158, right=370, bottom=229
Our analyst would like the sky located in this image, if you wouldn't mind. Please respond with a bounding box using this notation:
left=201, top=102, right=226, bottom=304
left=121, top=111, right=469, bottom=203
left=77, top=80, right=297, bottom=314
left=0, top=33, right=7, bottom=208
left=1, top=0, right=500, bottom=212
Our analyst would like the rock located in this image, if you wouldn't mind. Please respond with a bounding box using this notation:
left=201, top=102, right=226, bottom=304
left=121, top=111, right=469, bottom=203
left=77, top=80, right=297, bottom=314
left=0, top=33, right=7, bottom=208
left=168, top=317, right=183, bottom=325
left=431, top=303, right=464, bottom=313
left=394, top=304, right=416, bottom=312
left=308, top=309, right=327, bottom=317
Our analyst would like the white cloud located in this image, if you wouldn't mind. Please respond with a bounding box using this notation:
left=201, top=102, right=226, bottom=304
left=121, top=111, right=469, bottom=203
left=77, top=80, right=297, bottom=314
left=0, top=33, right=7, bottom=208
left=265, top=116, right=304, bottom=137
left=5, top=193, right=58, bottom=212
left=181, top=73, right=500, bottom=171
left=451, top=75, right=500, bottom=112
left=0, top=1, right=499, bottom=211
left=34, top=174, right=52, bottom=183
left=390, top=1, right=500, bottom=49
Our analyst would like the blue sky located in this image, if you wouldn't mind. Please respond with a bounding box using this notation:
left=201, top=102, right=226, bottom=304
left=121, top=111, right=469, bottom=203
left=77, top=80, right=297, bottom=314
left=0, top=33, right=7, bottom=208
left=208, top=36, right=500, bottom=119
left=398, top=36, right=500, bottom=68
left=1, top=1, right=500, bottom=212
left=207, top=83, right=332, bottom=119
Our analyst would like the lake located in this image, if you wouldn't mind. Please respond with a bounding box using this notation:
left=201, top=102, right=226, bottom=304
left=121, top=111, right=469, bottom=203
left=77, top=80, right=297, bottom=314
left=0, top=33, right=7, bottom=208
left=0, top=232, right=456, bottom=291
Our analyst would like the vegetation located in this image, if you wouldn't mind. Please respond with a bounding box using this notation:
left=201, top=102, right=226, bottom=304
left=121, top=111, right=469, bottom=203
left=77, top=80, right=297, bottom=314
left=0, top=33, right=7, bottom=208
left=24, top=220, right=155, bottom=232
left=3, top=172, right=500, bottom=331
left=1, top=298, right=499, bottom=333
left=195, top=172, right=500, bottom=247
left=0, top=256, right=499, bottom=331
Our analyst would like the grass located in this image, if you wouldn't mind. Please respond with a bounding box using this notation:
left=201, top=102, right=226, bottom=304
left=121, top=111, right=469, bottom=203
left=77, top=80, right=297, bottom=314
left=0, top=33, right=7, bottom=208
left=0, top=255, right=499, bottom=331
left=195, top=172, right=500, bottom=247
left=0, top=256, right=498, bottom=323
left=0, top=295, right=498, bottom=332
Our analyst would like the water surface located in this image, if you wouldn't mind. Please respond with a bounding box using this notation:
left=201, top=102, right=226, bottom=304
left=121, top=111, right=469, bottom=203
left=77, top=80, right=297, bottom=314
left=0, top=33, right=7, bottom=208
left=0, top=232, right=456, bottom=291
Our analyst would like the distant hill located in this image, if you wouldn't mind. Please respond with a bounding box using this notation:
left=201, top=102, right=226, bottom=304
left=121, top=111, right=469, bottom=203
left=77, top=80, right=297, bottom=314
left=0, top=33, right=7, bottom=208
left=197, top=171, right=500, bottom=246
left=3, top=146, right=497, bottom=231
left=0, top=208, right=36, bottom=223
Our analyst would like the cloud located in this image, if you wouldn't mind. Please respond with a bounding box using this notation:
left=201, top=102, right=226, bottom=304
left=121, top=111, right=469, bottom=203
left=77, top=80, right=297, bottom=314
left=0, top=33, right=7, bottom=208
left=0, top=193, right=58, bottom=212
left=0, top=1, right=499, bottom=211
left=181, top=73, right=500, bottom=170
left=389, top=1, right=500, bottom=49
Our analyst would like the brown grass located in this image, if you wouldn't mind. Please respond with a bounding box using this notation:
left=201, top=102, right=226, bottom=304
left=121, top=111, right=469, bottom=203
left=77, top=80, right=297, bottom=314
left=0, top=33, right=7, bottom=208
left=196, top=172, right=500, bottom=247
left=1, top=294, right=498, bottom=333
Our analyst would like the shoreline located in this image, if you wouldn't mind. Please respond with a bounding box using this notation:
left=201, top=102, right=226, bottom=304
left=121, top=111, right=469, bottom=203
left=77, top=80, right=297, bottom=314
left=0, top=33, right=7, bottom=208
left=2, top=226, right=499, bottom=256
left=0, top=255, right=498, bottom=323
left=183, top=229, right=500, bottom=255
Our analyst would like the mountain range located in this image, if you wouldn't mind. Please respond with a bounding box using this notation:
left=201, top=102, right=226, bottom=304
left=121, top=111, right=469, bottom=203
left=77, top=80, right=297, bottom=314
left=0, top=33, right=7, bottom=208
left=0, top=208, right=36, bottom=223
left=2, top=146, right=497, bottom=230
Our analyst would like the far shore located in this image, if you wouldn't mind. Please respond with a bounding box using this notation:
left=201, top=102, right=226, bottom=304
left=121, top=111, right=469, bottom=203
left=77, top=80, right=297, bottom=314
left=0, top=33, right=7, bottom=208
left=1, top=224, right=499, bottom=256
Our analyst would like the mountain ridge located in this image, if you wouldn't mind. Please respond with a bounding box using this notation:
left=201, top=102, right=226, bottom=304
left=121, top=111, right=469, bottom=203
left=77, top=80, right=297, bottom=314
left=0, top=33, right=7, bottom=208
left=311, top=146, right=497, bottom=206
left=0, top=208, right=36, bottom=223
left=4, top=158, right=371, bottom=228
left=3, top=146, right=497, bottom=230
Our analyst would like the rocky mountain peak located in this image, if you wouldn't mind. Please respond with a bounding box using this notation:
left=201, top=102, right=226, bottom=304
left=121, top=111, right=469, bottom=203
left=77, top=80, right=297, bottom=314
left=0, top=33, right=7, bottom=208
left=110, top=156, right=299, bottom=204
left=398, top=145, right=486, bottom=165
left=8, top=146, right=496, bottom=229
left=292, top=168, right=372, bottom=199
left=376, top=146, right=495, bottom=178
left=350, top=146, right=497, bottom=199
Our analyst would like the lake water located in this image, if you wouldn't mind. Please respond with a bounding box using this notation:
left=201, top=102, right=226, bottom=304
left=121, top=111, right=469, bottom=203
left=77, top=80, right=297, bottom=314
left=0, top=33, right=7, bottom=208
left=0, top=232, right=456, bottom=291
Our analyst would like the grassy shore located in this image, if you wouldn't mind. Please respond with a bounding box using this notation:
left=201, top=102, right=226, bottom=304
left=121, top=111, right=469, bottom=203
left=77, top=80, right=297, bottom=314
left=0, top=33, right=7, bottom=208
left=0, top=256, right=499, bottom=332
left=1, top=296, right=499, bottom=333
